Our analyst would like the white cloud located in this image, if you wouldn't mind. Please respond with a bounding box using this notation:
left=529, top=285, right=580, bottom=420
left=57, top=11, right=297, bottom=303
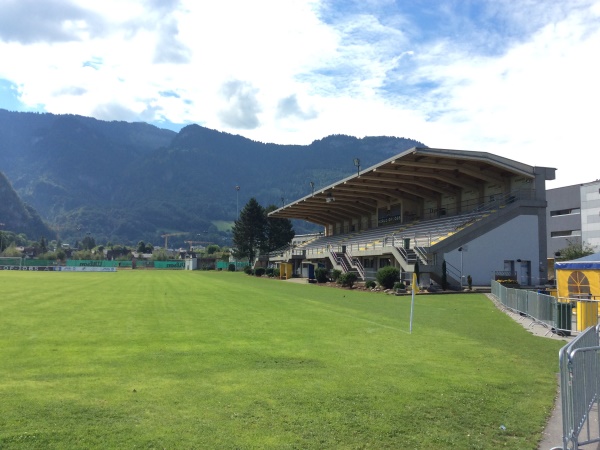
left=218, top=80, right=261, bottom=129
left=404, top=3, right=600, bottom=187
left=0, top=0, right=599, bottom=187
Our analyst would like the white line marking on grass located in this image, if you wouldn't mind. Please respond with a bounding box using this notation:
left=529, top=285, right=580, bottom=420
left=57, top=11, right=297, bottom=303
left=302, top=299, right=411, bottom=335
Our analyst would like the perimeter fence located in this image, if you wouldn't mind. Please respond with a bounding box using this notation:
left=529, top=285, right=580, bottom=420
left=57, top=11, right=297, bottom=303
left=0, top=258, right=186, bottom=270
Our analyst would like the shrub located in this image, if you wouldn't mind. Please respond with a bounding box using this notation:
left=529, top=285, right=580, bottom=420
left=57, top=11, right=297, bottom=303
left=498, top=279, right=519, bottom=287
left=273, top=268, right=280, bottom=278
left=394, top=281, right=406, bottom=290
left=376, top=266, right=400, bottom=289
left=338, top=272, right=357, bottom=288
left=228, top=263, right=236, bottom=272
left=365, top=280, right=376, bottom=289
left=331, top=269, right=342, bottom=282
left=314, top=267, right=329, bottom=283
left=243, top=266, right=253, bottom=275
left=467, top=275, right=472, bottom=290
left=266, top=268, right=274, bottom=277
left=255, top=267, right=266, bottom=277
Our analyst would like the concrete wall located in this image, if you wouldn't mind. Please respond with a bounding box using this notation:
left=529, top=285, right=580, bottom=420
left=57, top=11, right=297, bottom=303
left=444, top=215, right=540, bottom=286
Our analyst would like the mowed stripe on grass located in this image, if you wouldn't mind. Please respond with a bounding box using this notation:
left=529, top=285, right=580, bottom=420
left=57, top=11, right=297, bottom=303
left=0, top=270, right=562, bottom=449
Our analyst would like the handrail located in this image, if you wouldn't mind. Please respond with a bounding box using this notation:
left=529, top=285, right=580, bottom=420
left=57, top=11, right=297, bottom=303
left=414, top=246, right=432, bottom=265
left=330, top=250, right=349, bottom=273
left=445, top=260, right=461, bottom=282
left=346, top=248, right=365, bottom=280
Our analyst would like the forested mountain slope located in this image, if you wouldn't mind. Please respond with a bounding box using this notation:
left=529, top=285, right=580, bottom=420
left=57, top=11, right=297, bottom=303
left=0, top=109, right=425, bottom=245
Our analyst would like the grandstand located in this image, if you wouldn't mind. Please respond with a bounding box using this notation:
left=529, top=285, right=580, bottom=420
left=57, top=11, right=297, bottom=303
left=268, top=147, right=555, bottom=287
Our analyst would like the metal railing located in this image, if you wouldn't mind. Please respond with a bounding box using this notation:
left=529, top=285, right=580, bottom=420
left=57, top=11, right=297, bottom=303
left=490, top=281, right=570, bottom=335
left=414, top=246, right=432, bottom=265
left=446, top=260, right=461, bottom=284
left=345, top=248, right=365, bottom=280
left=297, top=190, right=531, bottom=259
left=330, top=250, right=349, bottom=273
left=558, top=324, right=600, bottom=449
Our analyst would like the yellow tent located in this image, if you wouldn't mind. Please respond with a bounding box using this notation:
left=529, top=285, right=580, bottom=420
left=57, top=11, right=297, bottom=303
left=555, top=253, right=600, bottom=330
left=555, top=253, right=600, bottom=300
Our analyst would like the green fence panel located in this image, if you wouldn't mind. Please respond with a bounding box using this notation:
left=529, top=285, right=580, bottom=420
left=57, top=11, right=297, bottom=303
left=23, top=260, right=59, bottom=266
left=67, top=260, right=119, bottom=267
left=0, top=257, right=23, bottom=266
left=153, top=260, right=185, bottom=269
left=216, top=261, right=249, bottom=270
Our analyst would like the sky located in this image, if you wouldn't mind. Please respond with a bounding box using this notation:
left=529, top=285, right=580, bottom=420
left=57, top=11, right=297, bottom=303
left=1, top=0, right=599, bottom=189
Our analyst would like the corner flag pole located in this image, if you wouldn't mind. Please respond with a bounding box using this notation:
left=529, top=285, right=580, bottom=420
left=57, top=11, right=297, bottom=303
left=409, top=272, right=419, bottom=334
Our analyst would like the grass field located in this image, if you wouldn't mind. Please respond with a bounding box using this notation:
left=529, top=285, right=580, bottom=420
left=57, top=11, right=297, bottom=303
left=0, top=270, right=562, bottom=449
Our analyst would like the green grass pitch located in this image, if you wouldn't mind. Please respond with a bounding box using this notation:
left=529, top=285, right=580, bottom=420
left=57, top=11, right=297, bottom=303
left=0, top=270, right=562, bottom=449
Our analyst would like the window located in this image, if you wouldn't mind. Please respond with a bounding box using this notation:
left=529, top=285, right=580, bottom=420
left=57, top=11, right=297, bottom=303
left=551, top=230, right=581, bottom=237
left=550, top=208, right=581, bottom=217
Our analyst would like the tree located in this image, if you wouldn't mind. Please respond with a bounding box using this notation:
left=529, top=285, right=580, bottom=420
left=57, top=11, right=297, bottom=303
left=2, top=243, right=22, bottom=257
left=137, top=240, right=146, bottom=253
left=151, top=248, right=168, bottom=261
left=264, top=205, right=295, bottom=252
left=414, top=260, right=420, bottom=284
left=81, top=235, right=96, bottom=250
left=207, top=244, right=220, bottom=255
left=39, top=236, right=48, bottom=254
left=56, top=249, right=66, bottom=261
left=555, top=239, right=596, bottom=261
left=441, top=260, right=448, bottom=290
left=232, top=198, right=267, bottom=264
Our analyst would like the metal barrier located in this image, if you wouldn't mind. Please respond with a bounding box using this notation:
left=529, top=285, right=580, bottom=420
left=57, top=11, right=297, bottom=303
left=490, top=280, right=567, bottom=335
left=558, top=324, right=600, bottom=449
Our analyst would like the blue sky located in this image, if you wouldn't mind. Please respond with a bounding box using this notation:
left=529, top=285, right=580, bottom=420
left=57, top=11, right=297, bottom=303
left=1, top=0, right=599, bottom=188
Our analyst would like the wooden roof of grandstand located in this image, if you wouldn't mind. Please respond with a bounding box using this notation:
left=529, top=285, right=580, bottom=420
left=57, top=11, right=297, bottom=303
left=268, top=147, right=555, bottom=226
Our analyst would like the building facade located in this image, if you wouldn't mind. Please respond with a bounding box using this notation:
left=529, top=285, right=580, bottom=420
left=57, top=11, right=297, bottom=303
left=546, top=180, right=600, bottom=258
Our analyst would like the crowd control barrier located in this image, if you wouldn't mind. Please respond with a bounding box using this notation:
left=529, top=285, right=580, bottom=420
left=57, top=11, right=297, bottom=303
left=558, top=324, right=600, bottom=449
left=490, top=280, right=574, bottom=335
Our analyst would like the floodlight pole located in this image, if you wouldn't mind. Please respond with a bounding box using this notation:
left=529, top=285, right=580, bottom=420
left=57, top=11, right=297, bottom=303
left=353, top=158, right=361, bottom=177
left=310, top=181, right=314, bottom=196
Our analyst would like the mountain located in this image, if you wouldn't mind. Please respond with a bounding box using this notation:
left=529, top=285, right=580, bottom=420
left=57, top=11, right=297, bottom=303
left=0, top=171, right=52, bottom=240
left=0, top=109, right=425, bottom=246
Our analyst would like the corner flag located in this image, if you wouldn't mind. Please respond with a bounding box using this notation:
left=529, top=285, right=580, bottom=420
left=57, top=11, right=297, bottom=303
left=412, top=272, right=419, bottom=294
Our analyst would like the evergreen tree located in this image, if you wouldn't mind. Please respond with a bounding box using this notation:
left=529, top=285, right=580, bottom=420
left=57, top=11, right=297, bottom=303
left=39, top=236, right=48, bottom=253
left=414, top=260, right=420, bottom=284
left=264, top=205, right=295, bottom=252
left=441, top=260, right=448, bottom=290
left=232, top=198, right=267, bottom=264
left=81, top=235, right=96, bottom=250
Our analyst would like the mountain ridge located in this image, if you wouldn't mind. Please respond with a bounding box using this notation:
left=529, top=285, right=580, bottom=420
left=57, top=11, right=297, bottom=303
left=0, top=109, right=425, bottom=246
